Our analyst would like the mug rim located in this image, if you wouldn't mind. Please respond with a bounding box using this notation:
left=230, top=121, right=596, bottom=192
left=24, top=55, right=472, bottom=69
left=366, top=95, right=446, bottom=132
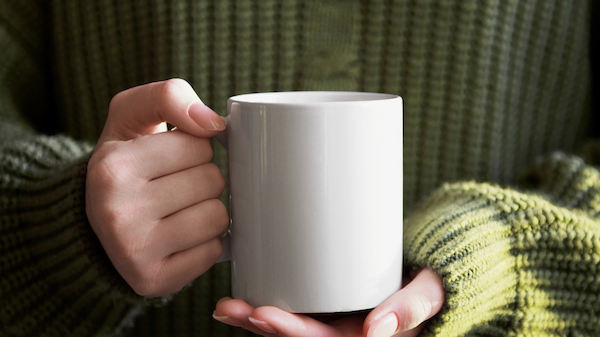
left=228, top=91, right=400, bottom=106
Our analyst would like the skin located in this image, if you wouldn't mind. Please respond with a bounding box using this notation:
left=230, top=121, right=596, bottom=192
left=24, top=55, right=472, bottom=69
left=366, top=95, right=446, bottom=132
left=86, top=78, right=228, bottom=297
left=214, top=268, right=445, bottom=337
left=86, top=79, right=446, bottom=336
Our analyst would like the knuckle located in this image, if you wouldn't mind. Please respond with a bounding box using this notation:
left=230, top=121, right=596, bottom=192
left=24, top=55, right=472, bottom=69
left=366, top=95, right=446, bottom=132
left=398, top=295, right=433, bottom=331
left=107, top=226, right=149, bottom=265
left=128, top=272, right=149, bottom=295
left=131, top=284, right=152, bottom=297
left=108, top=90, right=128, bottom=115
left=208, top=238, right=224, bottom=263
left=204, top=163, right=225, bottom=193
left=88, top=144, right=132, bottom=188
left=396, top=310, right=417, bottom=331
left=129, top=262, right=163, bottom=297
left=211, top=199, right=229, bottom=231
left=197, top=199, right=228, bottom=232
left=98, top=153, right=127, bottom=184
left=92, top=202, right=125, bottom=235
left=130, top=276, right=159, bottom=297
left=414, top=294, right=433, bottom=317
left=166, top=77, right=190, bottom=88
left=104, top=243, right=159, bottom=296
left=87, top=149, right=138, bottom=229
left=122, top=234, right=150, bottom=263
left=155, top=78, right=189, bottom=103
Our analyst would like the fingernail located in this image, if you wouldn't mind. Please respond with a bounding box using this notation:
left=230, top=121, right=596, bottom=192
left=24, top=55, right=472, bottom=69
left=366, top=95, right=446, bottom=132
left=367, top=312, right=399, bottom=337
left=212, top=311, right=244, bottom=328
left=248, top=317, right=278, bottom=334
left=188, top=101, right=226, bottom=131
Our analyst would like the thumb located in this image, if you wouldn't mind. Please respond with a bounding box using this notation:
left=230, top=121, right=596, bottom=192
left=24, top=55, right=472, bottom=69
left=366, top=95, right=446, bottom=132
left=99, top=78, right=226, bottom=143
left=364, top=268, right=445, bottom=337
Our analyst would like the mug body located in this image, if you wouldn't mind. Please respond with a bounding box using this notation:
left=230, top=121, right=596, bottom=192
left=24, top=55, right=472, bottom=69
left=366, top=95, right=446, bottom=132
left=227, top=91, right=403, bottom=313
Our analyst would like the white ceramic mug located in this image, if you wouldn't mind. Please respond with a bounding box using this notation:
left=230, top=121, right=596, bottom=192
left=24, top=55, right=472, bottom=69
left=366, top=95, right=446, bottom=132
left=216, top=91, right=403, bottom=313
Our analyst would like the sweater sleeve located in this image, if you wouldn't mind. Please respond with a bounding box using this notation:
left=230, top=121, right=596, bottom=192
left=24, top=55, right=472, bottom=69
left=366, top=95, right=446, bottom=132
left=0, top=2, right=153, bottom=336
left=404, top=149, right=600, bottom=336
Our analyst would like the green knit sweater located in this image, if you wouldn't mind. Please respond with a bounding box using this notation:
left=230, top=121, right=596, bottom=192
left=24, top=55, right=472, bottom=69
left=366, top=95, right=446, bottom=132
left=0, top=0, right=598, bottom=336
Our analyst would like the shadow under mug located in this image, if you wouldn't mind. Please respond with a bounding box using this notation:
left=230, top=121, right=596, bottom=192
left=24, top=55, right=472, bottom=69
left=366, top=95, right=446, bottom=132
left=215, top=91, right=403, bottom=313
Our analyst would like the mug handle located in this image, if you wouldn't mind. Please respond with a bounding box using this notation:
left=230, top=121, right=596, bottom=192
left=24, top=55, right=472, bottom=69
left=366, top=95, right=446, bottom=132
left=214, top=115, right=232, bottom=263
left=213, top=116, right=229, bottom=150
left=217, top=231, right=232, bottom=263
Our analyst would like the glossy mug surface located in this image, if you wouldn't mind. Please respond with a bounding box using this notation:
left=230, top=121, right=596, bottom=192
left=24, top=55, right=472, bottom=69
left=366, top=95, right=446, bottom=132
left=223, top=91, right=403, bottom=313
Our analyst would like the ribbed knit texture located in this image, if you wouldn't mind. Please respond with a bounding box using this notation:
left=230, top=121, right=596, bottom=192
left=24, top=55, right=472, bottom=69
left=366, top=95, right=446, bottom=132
left=46, top=0, right=592, bottom=211
left=0, top=0, right=595, bottom=336
left=405, top=152, right=600, bottom=336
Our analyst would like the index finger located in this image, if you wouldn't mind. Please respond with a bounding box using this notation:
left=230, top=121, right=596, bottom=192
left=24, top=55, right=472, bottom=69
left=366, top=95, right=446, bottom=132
left=120, top=129, right=214, bottom=180
left=99, top=78, right=225, bottom=143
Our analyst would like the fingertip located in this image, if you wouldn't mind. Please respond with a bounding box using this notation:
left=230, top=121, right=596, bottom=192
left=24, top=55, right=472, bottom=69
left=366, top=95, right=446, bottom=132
left=251, top=306, right=286, bottom=321
left=188, top=101, right=226, bottom=132
left=212, top=311, right=245, bottom=328
left=250, top=306, right=295, bottom=333
left=215, top=298, right=251, bottom=318
left=364, top=268, right=445, bottom=335
left=248, top=317, right=278, bottom=334
left=217, top=296, right=232, bottom=305
left=216, top=298, right=255, bottom=315
left=366, top=312, right=398, bottom=337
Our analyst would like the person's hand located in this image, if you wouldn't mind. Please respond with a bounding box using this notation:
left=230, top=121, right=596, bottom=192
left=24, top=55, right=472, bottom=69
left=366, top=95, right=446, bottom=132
left=213, top=268, right=444, bottom=337
left=86, top=79, right=228, bottom=297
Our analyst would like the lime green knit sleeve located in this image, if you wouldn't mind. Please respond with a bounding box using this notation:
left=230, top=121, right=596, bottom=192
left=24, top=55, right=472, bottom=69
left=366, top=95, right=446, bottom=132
left=0, top=2, right=150, bottom=336
left=404, top=149, right=600, bottom=336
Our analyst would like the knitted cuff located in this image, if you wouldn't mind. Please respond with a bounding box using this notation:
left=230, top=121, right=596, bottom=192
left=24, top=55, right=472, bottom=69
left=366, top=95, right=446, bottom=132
left=404, top=182, right=600, bottom=336
left=0, top=136, right=145, bottom=336
left=519, top=152, right=600, bottom=219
